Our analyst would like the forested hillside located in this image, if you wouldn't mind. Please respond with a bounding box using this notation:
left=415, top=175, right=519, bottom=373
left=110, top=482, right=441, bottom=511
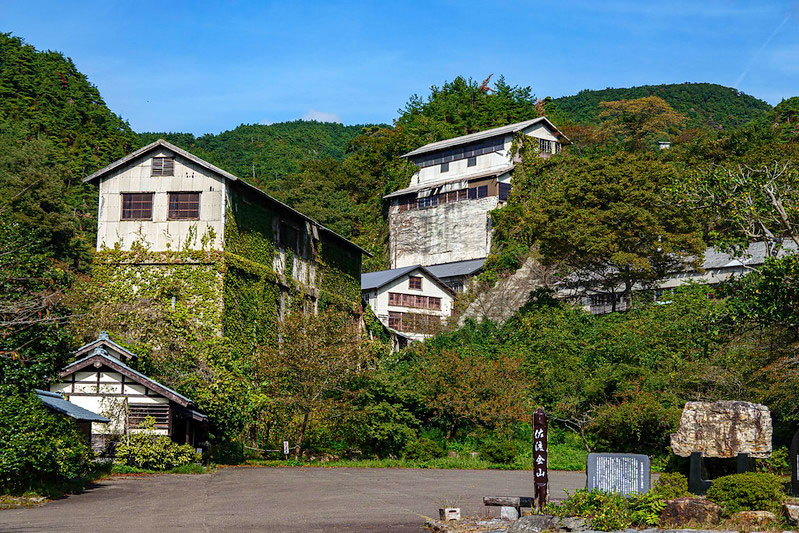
left=137, top=121, right=368, bottom=192
left=0, top=33, right=137, bottom=266
left=548, top=82, right=771, bottom=129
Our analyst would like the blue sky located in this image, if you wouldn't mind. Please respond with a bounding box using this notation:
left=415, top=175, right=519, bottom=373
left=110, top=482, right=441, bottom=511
left=2, top=1, right=798, bottom=135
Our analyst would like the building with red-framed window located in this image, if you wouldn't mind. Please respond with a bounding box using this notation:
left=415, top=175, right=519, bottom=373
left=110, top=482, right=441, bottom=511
left=361, top=265, right=455, bottom=343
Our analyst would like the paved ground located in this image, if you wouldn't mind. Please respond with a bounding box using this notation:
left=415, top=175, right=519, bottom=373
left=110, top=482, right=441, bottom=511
left=0, top=466, right=585, bottom=532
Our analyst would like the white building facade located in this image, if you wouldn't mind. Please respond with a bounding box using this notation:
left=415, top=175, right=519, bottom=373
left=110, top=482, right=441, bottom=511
left=386, top=118, right=568, bottom=269
left=362, top=265, right=455, bottom=342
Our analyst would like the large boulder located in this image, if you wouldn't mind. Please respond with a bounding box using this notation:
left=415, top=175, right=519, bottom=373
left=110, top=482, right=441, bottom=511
left=730, top=510, right=777, bottom=527
left=670, top=401, right=772, bottom=458
left=660, top=497, right=722, bottom=526
left=783, top=502, right=799, bottom=526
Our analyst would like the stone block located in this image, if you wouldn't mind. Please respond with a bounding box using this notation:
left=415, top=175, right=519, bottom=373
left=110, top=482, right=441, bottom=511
left=439, top=507, right=460, bottom=521
left=501, top=506, right=519, bottom=520
left=784, top=503, right=799, bottom=526
left=660, top=497, right=722, bottom=526
left=731, top=510, right=777, bottom=526
left=670, top=401, right=772, bottom=458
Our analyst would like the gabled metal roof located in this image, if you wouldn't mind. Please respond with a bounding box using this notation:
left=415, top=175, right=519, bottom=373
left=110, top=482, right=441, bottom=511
left=35, top=389, right=110, bottom=423
left=82, top=139, right=371, bottom=257
left=425, top=258, right=486, bottom=279
left=74, top=331, right=137, bottom=360
left=400, top=117, right=568, bottom=159
left=360, top=264, right=455, bottom=296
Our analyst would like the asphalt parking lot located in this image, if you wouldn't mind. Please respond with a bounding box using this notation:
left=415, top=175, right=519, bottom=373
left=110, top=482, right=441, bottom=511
left=0, top=466, right=586, bottom=532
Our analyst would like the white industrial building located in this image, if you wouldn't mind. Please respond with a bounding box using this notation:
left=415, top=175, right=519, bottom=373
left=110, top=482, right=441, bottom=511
left=361, top=265, right=455, bottom=343
left=386, top=117, right=569, bottom=270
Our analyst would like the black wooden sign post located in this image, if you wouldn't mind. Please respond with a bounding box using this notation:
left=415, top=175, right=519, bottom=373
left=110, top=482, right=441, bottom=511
left=533, top=408, right=548, bottom=510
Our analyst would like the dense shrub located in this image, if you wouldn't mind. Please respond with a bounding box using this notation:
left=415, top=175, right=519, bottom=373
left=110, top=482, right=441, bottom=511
left=403, top=438, right=445, bottom=461
left=115, top=417, right=200, bottom=470
left=651, top=472, right=689, bottom=499
left=0, top=392, right=95, bottom=494
left=706, top=472, right=786, bottom=513
left=479, top=440, right=518, bottom=465
left=548, top=489, right=665, bottom=531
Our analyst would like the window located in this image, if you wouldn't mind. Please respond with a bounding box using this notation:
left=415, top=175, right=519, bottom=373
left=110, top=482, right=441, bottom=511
left=279, top=221, right=300, bottom=252
left=499, top=182, right=512, bottom=201
left=539, top=139, right=553, bottom=154
left=128, top=404, right=169, bottom=429
left=440, top=162, right=449, bottom=173
left=168, top=192, right=200, bottom=220
left=429, top=297, right=442, bottom=310
left=412, top=136, right=504, bottom=168
left=467, top=156, right=477, bottom=167
left=468, top=187, right=477, bottom=200
left=388, top=311, right=401, bottom=329
left=417, top=195, right=438, bottom=209
left=409, top=276, right=422, bottom=290
left=151, top=157, right=175, bottom=176
left=121, top=193, right=154, bottom=220
left=477, top=185, right=488, bottom=198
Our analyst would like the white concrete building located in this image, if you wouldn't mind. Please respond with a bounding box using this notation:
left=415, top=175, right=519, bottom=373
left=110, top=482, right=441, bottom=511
left=49, top=333, right=207, bottom=452
left=386, top=118, right=569, bottom=269
left=361, top=265, right=455, bottom=342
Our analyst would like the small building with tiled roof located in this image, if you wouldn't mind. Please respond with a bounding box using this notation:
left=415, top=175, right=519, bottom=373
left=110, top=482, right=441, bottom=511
left=49, top=334, right=207, bottom=453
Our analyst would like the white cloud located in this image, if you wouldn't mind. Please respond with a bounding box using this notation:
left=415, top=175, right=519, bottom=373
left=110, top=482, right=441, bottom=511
left=301, top=109, right=342, bottom=123
left=259, top=118, right=272, bottom=125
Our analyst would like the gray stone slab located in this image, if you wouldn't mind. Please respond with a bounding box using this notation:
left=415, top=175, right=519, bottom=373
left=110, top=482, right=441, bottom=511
left=586, top=452, right=650, bottom=495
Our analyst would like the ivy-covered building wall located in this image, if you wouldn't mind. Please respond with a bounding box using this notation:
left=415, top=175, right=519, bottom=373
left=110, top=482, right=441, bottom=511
left=78, top=140, right=367, bottom=442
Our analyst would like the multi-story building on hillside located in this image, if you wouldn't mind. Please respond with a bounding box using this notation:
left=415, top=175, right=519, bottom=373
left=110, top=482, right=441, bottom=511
left=84, top=139, right=368, bottom=351
left=385, top=117, right=569, bottom=270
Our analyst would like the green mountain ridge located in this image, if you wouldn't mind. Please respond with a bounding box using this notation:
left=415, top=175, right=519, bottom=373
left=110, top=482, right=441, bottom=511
left=548, top=82, right=772, bottom=130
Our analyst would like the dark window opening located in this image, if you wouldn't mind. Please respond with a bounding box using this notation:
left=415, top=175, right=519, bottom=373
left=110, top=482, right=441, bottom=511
left=408, top=276, right=422, bottom=290
left=417, top=195, right=438, bottom=209
left=499, top=182, right=512, bottom=201
left=279, top=221, right=300, bottom=252
left=467, top=156, right=477, bottom=167
left=121, top=193, right=154, bottom=220
left=440, top=162, right=449, bottom=173
left=168, top=192, right=200, bottom=220
left=477, top=185, right=488, bottom=198
left=412, top=136, right=504, bottom=168
left=151, top=157, right=175, bottom=176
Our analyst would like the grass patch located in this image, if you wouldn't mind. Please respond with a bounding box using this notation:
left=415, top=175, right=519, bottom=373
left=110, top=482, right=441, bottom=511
left=245, top=454, right=584, bottom=471
left=111, top=463, right=212, bottom=475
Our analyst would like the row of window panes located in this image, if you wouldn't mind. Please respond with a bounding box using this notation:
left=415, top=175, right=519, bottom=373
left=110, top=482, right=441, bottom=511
left=440, top=155, right=478, bottom=173
left=388, top=292, right=442, bottom=310
left=589, top=293, right=623, bottom=306
left=151, top=157, right=175, bottom=176
left=414, top=137, right=505, bottom=168
left=398, top=184, right=495, bottom=211
left=387, top=311, right=439, bottom=333
left=121, top=192, right=200, bottom=220
left=408, top=276, right=422, bottom=290
left=538, top=139, right=561, bottom=154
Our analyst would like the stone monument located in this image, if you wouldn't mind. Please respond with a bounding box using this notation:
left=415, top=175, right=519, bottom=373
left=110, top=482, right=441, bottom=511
left=586, top=453, right=650, bottom=495
left=670, top=401, right=772, bottom=494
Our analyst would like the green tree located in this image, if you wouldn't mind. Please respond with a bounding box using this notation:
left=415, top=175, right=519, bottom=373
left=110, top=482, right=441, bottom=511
left=599, top=96, right=687, bottom=150
left=495, top=142, right=704, bottom=309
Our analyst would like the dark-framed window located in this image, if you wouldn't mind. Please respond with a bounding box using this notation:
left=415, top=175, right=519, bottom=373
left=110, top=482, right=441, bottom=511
left=121, top=192, right=154, bottom=220
left=440, top=162, right=449, bottom=173
left=408, top=276, right=422, bottom=290
left=539, top=139, right=552, bottom=154
left=151, top=157, right=175, bottom=176
left=279, top=221, right=300, bottom=252
left=168, top=192, right=200, bottom=220
left=412, top=136, right=504, bottom=168
left=499, top=182, right=512, bottom=201
left=467, top=156, right=477, bottom=167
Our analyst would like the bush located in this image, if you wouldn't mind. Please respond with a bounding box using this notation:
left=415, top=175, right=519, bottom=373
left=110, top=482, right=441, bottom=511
left=115, top=417, right=200, bottom=470
left=0, top=393, right=95, bottom=495
left=758, top=446, right=789, bottom=475
left=479, top=440, right=517, bottom=465
left=706, top=472, right=786, bottom=514
left=403, top=438, right=445, bottom=461
left=548, top=489, right=665, bottom=531
left=651, top=472, right=689, bottom=499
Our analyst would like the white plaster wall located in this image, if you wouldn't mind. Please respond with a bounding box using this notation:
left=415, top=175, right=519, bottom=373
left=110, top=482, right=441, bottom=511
left=368, top=269, right=453, bottom=340
left=413, top=135, right=513, bottom=186
left=389, top=196, right=498, bottom=268
left=50, top=371, right=169, bottom=436
left=96, top=148, right=226, bottom=252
